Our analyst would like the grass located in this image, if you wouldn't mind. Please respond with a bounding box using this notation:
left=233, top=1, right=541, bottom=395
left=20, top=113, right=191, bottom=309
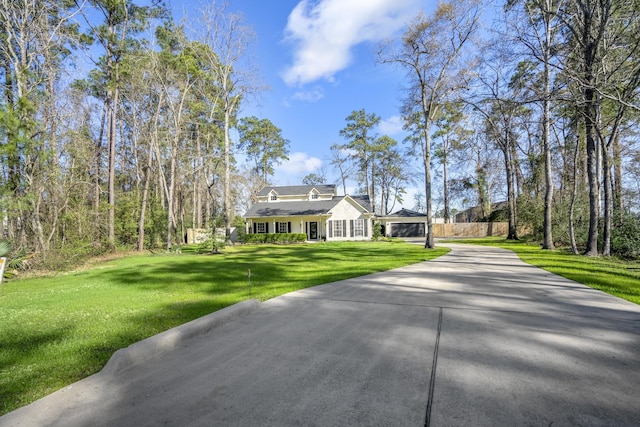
left=444, top=237, right=640, bottom=305
left=0, top=241, right=448, bottom=415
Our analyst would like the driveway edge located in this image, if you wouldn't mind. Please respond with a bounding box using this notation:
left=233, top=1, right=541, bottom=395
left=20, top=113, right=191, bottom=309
left=101, top=299, right=261, bottom=375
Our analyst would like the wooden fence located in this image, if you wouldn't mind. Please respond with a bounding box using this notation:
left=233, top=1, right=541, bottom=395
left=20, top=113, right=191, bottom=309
left=432, top=222, right=508, bottom=238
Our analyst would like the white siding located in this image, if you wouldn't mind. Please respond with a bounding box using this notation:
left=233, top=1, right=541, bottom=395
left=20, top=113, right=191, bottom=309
left=326, top=199, right=371, bottom=241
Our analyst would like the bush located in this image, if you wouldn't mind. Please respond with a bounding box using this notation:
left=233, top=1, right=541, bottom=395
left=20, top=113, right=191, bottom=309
left=243, top=233, right=306, bottom=244
left=610, top=212, right=640, bottom=259
left=372, top=222, right=382, bottom=240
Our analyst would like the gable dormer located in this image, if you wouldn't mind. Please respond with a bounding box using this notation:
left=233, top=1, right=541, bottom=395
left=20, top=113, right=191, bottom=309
left=308, top=188, right=320, bottom=201
left=268, top=189, right=278, bottom=202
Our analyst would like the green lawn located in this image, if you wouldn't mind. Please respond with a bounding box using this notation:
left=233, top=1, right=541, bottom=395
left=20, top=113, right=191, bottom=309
left=445, top=237, right=640, bottom=305
left=0, top=241, right=448, bottom=415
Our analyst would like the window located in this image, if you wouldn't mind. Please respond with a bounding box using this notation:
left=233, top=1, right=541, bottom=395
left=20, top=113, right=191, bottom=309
left=354, top=219, right=364, bottom=237
left=311, top=193, right=318, bottom=200
left=333, top=220, right=343, bottom=237
left=270, top=194, right=278, bottom=201
left=256, top=223, right=266, bottom=233
left=278, top=222, right=288, bottom=233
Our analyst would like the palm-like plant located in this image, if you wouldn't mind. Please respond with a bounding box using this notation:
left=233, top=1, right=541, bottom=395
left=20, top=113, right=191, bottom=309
left=0, top=241, right=9, bottom=257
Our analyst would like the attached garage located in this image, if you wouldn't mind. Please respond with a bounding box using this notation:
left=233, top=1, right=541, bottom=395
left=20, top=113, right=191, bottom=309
left=378, top=208, right=428, bottom=238
left=390, top=222, right=425, bottom=237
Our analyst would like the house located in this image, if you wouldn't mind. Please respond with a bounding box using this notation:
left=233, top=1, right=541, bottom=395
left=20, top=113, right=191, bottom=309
left=244, top=185, right=375, bottom=241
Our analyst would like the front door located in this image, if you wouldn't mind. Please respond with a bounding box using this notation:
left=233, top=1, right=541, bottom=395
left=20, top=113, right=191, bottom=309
left=309, top=222, right=318, bottom=240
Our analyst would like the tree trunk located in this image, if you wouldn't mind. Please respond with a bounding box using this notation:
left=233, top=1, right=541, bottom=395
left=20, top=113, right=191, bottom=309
left=504, top=131, right=518, bottom=240
left=569, top=134, right=580, bottom=255
left=137, top=111, right=158, bottom=251
left=107, top=85, right=118, bottom=249
left=612, top=132, right=623, bottom=215
left=601, top=136, right=611, bottom=256
left=443, top=148, right=449, bottom=224
left=542, top=37, right=554, bottom=249
left=423, top=127, right=434, bottom=249
left=166, top=153, right=176, bottom=251
left=584, top=87, right=599, bottom=256
left=506, top=162, right=518, bottom=240
left=224, top=106, right=232, bottom=243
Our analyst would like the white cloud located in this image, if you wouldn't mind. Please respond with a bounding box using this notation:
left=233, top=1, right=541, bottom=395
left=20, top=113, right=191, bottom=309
left=278, top=152, right=323, bottom=174
left=378, top=115, right=404, bottom=136
left=282, top=0, right=419, bottom=86
left=291, top=87, right=325, bottom=102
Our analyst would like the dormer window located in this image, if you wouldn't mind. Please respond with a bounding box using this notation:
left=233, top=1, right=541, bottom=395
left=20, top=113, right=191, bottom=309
left=270, top=194, right=278, bottom=201
left=309, top=188, right=320, bottom=200
left=268, top=190, right=278, bottom=201
left=311, top=193, right=318, bottom=200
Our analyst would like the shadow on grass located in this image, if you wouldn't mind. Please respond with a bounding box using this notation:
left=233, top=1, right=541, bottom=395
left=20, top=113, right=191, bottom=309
left=0, top=242, right=443, bottom=416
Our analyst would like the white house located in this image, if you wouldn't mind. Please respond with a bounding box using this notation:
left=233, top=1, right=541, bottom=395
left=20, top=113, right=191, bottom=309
left=244, top=185, right=375, bottom=241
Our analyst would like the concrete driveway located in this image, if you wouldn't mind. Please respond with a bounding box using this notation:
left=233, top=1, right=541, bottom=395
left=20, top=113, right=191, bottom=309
left=2, top=243, right=640, bottom=426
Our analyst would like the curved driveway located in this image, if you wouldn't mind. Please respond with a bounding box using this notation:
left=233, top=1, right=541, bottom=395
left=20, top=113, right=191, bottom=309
left=2, top=243, right=640, bottom=426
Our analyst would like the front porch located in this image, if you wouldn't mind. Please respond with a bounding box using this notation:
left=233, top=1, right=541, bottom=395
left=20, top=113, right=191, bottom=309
left=246, top=216, right=330, bottom=241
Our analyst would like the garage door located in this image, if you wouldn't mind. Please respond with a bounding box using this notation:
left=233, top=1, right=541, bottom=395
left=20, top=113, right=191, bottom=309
left=391, top=222, right=425, bottom=237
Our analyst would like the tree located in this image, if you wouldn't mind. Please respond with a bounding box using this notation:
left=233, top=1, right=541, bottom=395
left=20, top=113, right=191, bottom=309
left=302, top=173, right=326, bottom=185
left=0, top=0, right=86, bottom=254
left=78, top=0, right=166, bottom=248
left=191, top=2, right=259, bottom=244
left=379, top=0, right=482, bottom=248
left=557, top=0, right=640, bottom=255
left=432, top=101, right=471, bottom=223
left=471, top=50, right=529, bottom=240
left=338, top=109, right=381, bottom=207
left=506, top=0, right=565, bottom=250
left=329, top=143, right=353, bottom=195
left=237, top=116, right=289, bottom=186
left=374, top=136, right=409, bottom=215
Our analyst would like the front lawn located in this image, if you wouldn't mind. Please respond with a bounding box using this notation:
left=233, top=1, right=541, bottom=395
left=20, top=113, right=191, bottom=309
left=0, top=241, right=448, bottom=415
left=446, top=237, right=640, bottom=305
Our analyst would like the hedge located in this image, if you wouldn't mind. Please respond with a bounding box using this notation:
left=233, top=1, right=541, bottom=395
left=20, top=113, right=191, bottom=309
left=243, top=233, right=307, bottom=244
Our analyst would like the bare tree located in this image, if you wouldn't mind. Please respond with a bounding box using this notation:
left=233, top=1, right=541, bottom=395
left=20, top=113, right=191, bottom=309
left=330, top=143, right=353, bottom=195
left=379, top=0, right=482, bottom=248
left=192, top=2, right=259, bottom=244
left=506, top=0, right=566, bottom=249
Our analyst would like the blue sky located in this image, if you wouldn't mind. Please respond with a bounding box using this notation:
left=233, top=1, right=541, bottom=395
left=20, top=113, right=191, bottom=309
left=175, top=0, right=435, bottom=203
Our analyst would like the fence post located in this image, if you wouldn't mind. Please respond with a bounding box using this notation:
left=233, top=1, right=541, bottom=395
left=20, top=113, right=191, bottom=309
left=0, top=257, right=6, bottom=284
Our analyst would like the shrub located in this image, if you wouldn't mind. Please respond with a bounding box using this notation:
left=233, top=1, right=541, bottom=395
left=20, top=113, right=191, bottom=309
left=610, top=212, right=640, bottom=259
left=243, top=233, right=306, bottom=244
left=372, top=222, right=382, bottom=240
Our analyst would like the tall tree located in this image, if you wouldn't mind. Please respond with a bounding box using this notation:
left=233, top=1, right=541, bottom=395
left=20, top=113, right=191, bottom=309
left=506, top=0, right=565, bottom=250
left=237, top=116, right=289, bottom=188
left=192, top=2, right=258, bottom=243
left=432, top=101, right=470, bottom=223
left=78, top=0, right=166, bottom=248
left=302, top=172, right=326, bottom=186
left=374, top=135, right=409, bottom=215
left=0, top=0, right=85, bottom=253
left=339, top=109, right=381, bottom=208
left=471, top=48, right=530, bottom=240
left=379, top=0, right=482, bottom=248
left=329, top=143, right=353, bottom=196
left=557, top=0, right=640, bottom=255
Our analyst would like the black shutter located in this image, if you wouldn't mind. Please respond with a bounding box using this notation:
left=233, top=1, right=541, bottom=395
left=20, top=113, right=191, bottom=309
left=364, top=220, right=368, bottom=236
left=275, top=222, right=279, bottom=233
left=253, top=223, right=257, bottom=234
left=328, top=220, right=333, bottom=238
left=350, top=220, right=354, bottom=237
left=266, top=223, right=269, bottom=233
left=343, top=220, right=347, bottom=237
left=288, top=222, right=291, bottom=233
